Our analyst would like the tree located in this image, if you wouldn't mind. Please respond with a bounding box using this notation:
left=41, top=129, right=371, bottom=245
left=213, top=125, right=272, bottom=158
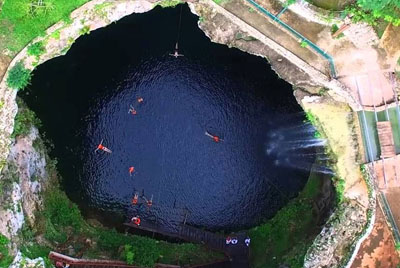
left=357, top=0, right=400, bottom=26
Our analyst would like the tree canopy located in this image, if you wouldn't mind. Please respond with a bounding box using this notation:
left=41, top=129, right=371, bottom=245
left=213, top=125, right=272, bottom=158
left=357, top=0, right=400, bottom=26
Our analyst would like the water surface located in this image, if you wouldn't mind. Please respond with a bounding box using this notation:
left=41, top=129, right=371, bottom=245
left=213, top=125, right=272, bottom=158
left=21, top=4, right=311, bottom=231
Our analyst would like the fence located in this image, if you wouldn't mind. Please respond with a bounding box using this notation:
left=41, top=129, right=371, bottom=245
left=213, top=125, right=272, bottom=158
left=246, top=0, right=337, bottom=78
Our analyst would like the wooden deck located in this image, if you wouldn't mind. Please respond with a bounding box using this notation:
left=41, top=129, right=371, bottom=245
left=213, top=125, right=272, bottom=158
left=377, top=121, right=396, bottom=158
left=49, top=252, right=141, bottom=268
left=125, top=221, right=249, bottom=267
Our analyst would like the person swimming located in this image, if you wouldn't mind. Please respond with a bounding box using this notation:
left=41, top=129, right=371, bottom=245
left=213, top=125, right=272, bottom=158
left=143, top=194, right=153, bottom=208
left=205, top=131, right=222, bottom=143
left=94, top=139, right=112, bottom=153
left=132, top=192, right=139, bottom=205
left=128, top=105, right=137, bottom=115
left=169, top=43, right=184, bottom=58
left=129, top=166, right=135, bottom=176
left=137, top=97, right=144, bottom=103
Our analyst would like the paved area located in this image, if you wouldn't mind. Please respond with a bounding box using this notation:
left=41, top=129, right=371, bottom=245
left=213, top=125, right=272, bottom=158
left=351, top=204, right=400, bottom=268
left=222, top=0, right=327, bottom=73
left=374, top=156, right=400, bottom=189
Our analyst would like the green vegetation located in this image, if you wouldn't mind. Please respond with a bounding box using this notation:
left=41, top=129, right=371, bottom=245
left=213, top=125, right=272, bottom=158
left=284, top=0, right=296, bottom=7
left=16, top=139, right=223, bottom=268
left=12, top=99, right=41, bottom=138
left=157, top=0, right=182, bottom=8
left=6, top=62, right=32, bottom=90
left=356, top=0, right=400, bottom=26
left=30, top=184, right=223, bottom=267
left=0, top=234, right=14, bottom=267
left=79, top=25, right=91, bottom=35
left=305, top=110, right=317, bottom=125
left=345, top=0, right=400, bottom=26
left=0, top=0, right=90, bottom=53
left=331, top=24, right=344, bottom=39
left=249, top=172, right=326, bottom=268
left=27, top=41, right=46, bottom=58
left=396, top=242, right=400, bottom=251
left=300, top=40, right=309, bottom=48
left=332, top=177, right=345, bottom=203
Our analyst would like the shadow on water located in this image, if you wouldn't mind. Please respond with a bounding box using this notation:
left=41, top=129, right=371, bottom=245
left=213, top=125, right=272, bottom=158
left=20, top=4, right=329, bottom=232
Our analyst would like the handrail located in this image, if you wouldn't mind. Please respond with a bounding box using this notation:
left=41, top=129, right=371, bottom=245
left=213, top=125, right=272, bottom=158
left=246, top=0, right=337, bottom=78
left=378, top=192, right=400, bottom=243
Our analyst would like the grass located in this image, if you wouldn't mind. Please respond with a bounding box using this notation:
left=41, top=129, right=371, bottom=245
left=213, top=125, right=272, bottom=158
left=0, top=0, right=90, bottom=53
left=249, top=172, right=325, bottom=268
left=6, top=62, right=32, bottom=90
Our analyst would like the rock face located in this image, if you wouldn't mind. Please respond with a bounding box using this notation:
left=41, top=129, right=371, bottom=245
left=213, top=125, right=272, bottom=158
left=9, top=251, right=45, bottom=268
left=0, top=128, right=48, bottom=245
left=304, top=201, right=368, bottom=268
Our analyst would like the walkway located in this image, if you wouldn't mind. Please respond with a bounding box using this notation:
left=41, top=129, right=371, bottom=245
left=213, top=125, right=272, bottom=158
left=48, top=252, right=141, bottom=268
left=125, top=221, right=249, bottom=267
left=49, top=251, right=231, bottom=268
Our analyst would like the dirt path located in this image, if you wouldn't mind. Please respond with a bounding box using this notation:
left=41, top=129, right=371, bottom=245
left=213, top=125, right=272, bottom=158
left=351, top=204, right=400, bottom=268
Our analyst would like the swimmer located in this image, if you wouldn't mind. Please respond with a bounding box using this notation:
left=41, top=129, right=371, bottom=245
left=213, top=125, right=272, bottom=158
left=205, top=131, right=223, bottom=143
left=129, top=166, right=135, bottom=176
left=169, top=43, right=184, bottom=58
left=128, top=105, right=137, bottom=115
left=94, top=139, right=112, bottom=153
left=245, top=237, right=251, bottom=247
left=137, top=97, right=144, bottom=103
left=131, top=192, right=139, bottom=205
left=143, top=194, right=153, bottom=208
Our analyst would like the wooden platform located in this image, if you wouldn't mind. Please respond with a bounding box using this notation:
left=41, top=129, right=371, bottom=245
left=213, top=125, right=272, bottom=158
left=125, top=221, right=249, bottom=267
left=377, top=121, right=396, bottom=158
left=49, top=252, right=141, bottom=268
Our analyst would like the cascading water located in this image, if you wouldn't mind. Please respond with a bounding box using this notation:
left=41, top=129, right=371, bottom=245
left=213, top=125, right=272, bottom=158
left=265, top=114, right=334, bottom=175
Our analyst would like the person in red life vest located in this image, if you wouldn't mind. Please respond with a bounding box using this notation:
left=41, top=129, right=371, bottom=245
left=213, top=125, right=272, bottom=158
left=132, top=192, right=139, bottom=205
left=128, top=105, right=137, bottom=115
left=205, top=131, right=223, bottom=143
left=131, top=215, right=141, bottom=226
left=94, top=139, right=112, bottom=153
left=144, top=194, right=153, bottom=208
left=137, top=97, right=144, bottom=103
left=129, top=166, right=135, bottom=176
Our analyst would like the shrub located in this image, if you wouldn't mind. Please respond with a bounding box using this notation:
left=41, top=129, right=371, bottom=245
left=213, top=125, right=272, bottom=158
left=0, top=234, right=13, bottom=267
left=27, top=41, right=45, bottom=58
left=43, top=188, right=83, bottom=231
left=79, top=25, right=90, bottom=35
left=157, top=0, right=182, bottom=8
left=122, top=245, right=135, bottom=265
left=300, top=40, right=308, bottom=48
left=12, top=99, right=41, bottom=138
left=6, top=62, right=32, bottom=90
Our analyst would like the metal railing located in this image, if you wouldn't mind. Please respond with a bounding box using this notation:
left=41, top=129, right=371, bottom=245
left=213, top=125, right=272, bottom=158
left=246, top=0, right=337, bottom=78
left=378, top=192, right=400, bottom=243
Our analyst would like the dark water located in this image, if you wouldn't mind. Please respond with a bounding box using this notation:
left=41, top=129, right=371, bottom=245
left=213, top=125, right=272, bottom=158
left=20, top=4, right=312, bottom=231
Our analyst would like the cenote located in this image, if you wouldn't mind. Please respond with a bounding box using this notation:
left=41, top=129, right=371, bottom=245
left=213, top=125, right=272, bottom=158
left=20, top=4, right=317, bottom=232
